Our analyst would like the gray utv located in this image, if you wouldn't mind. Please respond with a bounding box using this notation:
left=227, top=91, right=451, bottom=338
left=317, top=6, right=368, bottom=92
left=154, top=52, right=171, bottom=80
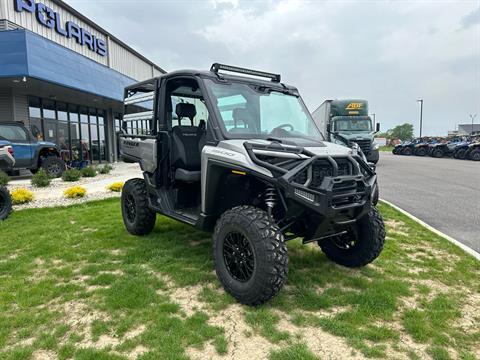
left=119, top=63, right=385, bottom=306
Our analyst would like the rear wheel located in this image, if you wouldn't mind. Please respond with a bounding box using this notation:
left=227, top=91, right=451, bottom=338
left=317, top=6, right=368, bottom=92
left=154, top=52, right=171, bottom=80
left=213, top=206, right=288, bottom=306
left=402, top=147, right=413, bottom=156
left=469, top=149, right=480, bottom=161
left=41, top=157, right=66, bottom=178
left=318, top=208, right=385, bottom=268
left=432, top=149, right=443, bottom=158
left=0, top=186, right=12, bottom=221
left=455, top=149, right=467, bottom=159
left=121, top=178, right=156, bottom=235
left=415, top=148, right=427, bottom=156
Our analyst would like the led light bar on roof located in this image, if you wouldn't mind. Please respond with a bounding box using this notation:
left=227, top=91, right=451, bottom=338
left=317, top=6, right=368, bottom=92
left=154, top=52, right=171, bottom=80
left=210, top=63, right=281, bottom=83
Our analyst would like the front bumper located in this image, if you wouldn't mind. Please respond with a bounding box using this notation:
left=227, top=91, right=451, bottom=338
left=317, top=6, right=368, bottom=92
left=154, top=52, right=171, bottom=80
left=276, top=154, right=375, bottom=218
left=0, top=150, right=15, bottom=169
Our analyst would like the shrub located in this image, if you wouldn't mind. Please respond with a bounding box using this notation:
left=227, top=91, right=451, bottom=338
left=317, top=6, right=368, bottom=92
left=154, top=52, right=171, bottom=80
left=0, top=170, right=9, bottom=186
left=64, top=186, right=87, bottom=199
left=99, top=164, right=113, bottom=175
left=31, top=168, right=51, bottom=187
left=11, top=188, right=34, bottom=205
left=62, top=169, right=82, bottom=182
left=107, top=182, right=124, bottom=192
left=81, top=166, right=97, bottom=178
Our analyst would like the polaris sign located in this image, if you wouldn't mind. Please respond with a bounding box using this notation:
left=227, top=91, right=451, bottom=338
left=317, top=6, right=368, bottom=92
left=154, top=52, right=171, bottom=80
left=14, top=0, right=108, bottom=57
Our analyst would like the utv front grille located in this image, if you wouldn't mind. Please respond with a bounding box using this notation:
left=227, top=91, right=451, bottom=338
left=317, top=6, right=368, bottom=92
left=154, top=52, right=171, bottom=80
left=349, top=139, right=372, bottom=154
left=293, top=158, right=354, bottom=190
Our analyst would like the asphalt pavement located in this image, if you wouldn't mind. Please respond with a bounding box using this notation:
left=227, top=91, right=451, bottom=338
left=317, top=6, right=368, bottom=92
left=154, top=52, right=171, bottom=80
left=376, top=152, right=480, bottom=253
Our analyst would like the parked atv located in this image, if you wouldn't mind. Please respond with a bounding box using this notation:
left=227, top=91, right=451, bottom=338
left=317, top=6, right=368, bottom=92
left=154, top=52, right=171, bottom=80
left=0, top=122, right=66, bottom=177
left=119, top=63, right=385, bottom=306
left=429, top=139, right=460, bottom=158
left=400, top=139, right=422, bottom=155
left=466, top=141, right=480, bottom=161
left=413, top=139, right=435, bottom=156
left=453, top=141, right=473, bottom=159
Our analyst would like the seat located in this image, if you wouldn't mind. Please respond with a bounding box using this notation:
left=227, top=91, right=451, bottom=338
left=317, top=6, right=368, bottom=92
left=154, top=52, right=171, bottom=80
left=171, top=103, right=203, bottom=182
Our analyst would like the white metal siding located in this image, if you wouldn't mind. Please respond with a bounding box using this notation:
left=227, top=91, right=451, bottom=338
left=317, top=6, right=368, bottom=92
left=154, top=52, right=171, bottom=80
left=1, top=0, right=164, bottom=80
left=108, top=38, right=154, bottom=81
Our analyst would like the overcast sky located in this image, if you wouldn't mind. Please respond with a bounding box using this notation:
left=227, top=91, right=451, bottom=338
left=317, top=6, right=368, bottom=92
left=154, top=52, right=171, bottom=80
left=69, top=0, right=480, bottom=136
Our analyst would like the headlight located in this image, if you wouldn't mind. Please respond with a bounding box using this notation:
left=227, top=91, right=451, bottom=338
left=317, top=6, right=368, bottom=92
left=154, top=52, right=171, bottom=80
left=373, top=143, right=380, bottom=150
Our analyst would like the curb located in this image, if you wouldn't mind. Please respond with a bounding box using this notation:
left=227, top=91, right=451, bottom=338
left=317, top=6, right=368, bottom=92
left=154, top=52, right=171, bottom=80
left=380, top=199, right=480, bottom=261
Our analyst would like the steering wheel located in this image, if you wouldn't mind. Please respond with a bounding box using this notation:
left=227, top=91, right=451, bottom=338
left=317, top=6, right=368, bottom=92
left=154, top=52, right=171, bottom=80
left=272, top=123, right=294, bottom=132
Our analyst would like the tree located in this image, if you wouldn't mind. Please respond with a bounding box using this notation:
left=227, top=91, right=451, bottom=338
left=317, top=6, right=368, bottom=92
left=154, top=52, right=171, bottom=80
left=387, top=123, right=414, bottom=141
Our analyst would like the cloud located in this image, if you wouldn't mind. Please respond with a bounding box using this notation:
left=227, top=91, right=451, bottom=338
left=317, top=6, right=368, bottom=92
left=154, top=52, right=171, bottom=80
left=68, top=0, right=480, bottom=136
left=461, top=6, right=480, bottom=29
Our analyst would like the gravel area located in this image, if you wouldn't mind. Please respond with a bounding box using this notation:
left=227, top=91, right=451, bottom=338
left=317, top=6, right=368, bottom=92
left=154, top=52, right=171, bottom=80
left=6, top=162, right=142, bottom=210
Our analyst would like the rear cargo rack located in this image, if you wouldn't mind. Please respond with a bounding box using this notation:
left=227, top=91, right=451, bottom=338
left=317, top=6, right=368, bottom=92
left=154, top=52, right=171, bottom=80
left=210, top=63, right=281, bottom=83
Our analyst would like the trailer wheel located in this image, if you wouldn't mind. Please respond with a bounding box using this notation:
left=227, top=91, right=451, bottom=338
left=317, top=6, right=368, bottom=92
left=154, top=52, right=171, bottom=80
left=318, top=207, right=385, bottom=268
left=121, top=178, right=156, bottom=236
left=0, top=186, right=12, bottom=221
left=213, top=206, right=288, bottom=306
left=469, top=149, right=480, bottom=161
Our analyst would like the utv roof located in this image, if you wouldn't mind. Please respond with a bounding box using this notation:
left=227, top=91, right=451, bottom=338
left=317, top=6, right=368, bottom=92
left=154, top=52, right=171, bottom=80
left=125, top=63, right=298, bottom=93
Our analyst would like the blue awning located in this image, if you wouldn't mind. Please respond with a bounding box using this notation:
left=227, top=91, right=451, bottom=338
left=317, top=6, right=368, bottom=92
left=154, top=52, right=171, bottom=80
left=0, top=30, right=136, bottom=102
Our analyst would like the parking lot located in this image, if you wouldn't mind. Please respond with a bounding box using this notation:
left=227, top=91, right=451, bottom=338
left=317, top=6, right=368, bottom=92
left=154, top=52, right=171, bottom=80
left=376, top=152, right=480, bottom=253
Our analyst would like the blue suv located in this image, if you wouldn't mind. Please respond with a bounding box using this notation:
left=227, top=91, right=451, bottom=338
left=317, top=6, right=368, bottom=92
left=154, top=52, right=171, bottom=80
left=0, top=122, right=66, bottom=177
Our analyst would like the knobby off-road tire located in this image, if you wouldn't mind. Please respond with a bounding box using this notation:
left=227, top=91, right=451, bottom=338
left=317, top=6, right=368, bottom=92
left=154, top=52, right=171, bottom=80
left=402, top=147, right=413, bottom=156
left=213, top=206, right=288, bottom=306
left=415, top=148, right=427, bottom=156
left=432, top=149, right=444, bottom=158
left=121, top=178, right=156, bottom=236
left=454, top=149, right=466, bottom=159
left=319, top=207, right=385, bottom=268
left=469, top=149, right=480, bottom=161
left=41, top=157, right=66, bottom=178
left=0, top=185, right=12, bottom=221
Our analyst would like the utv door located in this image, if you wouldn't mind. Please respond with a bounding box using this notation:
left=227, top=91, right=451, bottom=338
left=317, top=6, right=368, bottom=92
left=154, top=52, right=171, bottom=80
left=0, top=124, right=33, bottom=168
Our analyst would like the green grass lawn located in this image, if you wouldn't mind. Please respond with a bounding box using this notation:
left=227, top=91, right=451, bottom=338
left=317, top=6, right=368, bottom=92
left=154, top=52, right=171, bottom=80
left=0, top=199, right=478, bottom=360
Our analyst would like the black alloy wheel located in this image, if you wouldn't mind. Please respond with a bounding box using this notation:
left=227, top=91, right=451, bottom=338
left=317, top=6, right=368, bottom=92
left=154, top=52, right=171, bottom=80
left=223, top=231, right=255, bottom=282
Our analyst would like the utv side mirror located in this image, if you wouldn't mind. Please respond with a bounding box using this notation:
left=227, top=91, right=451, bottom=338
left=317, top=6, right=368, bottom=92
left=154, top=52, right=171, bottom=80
left=376, top=123, right=380, bottom=132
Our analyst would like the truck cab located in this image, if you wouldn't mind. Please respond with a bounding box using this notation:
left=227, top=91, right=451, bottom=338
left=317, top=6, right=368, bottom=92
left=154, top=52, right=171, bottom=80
left=312, top=100, right=380, bottom=163
left=0, top=122, right=65, bottom=177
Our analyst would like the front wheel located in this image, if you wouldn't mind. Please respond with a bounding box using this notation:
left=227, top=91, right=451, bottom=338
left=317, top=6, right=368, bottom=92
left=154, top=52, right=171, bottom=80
left=454, top=149, right=466, bottom=159
left=40, top=157, right=66, bottom=178
left=415, top=148, right=427, bottom=156
left=213, top=206, right=288, bottom=306
left=318, top=207, right=385, bottom=268
left=432, top=149, right=443, bottom=158
left=402, top=147, right=413, bottom=156
left=121, top=178, right=156, bottom=235
left=0, top=186, right=12, bottom=221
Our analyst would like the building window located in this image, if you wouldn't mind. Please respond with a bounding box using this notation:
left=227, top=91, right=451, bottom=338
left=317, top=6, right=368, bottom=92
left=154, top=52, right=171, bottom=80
left=69, top=106, right=82, bottom=161
left=28, top=97, right=43, bottom=140
left=57, top=102, right=70, bottom=161
left=42, top=100, right=57, bottom=143
left=79, top=107, right=90, bottom=162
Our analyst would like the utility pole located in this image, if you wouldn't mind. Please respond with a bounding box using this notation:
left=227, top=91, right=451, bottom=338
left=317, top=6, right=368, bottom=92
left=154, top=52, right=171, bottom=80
left=470, top=114, right=477, bottom=135
left=417, top=99, right=423, bottom=138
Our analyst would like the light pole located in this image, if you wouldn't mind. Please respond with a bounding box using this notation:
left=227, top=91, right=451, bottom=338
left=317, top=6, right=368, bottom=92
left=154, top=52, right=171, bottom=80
left=417, top=99, right=423, bottom=138
left=470, top=114, right=477, bottom=135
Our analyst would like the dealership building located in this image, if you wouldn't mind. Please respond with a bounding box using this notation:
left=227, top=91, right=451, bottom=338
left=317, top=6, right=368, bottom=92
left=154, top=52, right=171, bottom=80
left=0, top=0, right=165, bottom=163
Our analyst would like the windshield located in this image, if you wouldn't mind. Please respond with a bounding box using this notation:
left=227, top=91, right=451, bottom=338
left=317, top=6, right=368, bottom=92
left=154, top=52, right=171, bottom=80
left=333, top=116, right=372, bottom=134
left=206, top=80, right=324, bottom=142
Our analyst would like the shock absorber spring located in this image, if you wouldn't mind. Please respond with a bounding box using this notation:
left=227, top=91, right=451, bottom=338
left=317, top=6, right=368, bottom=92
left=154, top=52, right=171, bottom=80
left=265, top=186, right=277, bottom=217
